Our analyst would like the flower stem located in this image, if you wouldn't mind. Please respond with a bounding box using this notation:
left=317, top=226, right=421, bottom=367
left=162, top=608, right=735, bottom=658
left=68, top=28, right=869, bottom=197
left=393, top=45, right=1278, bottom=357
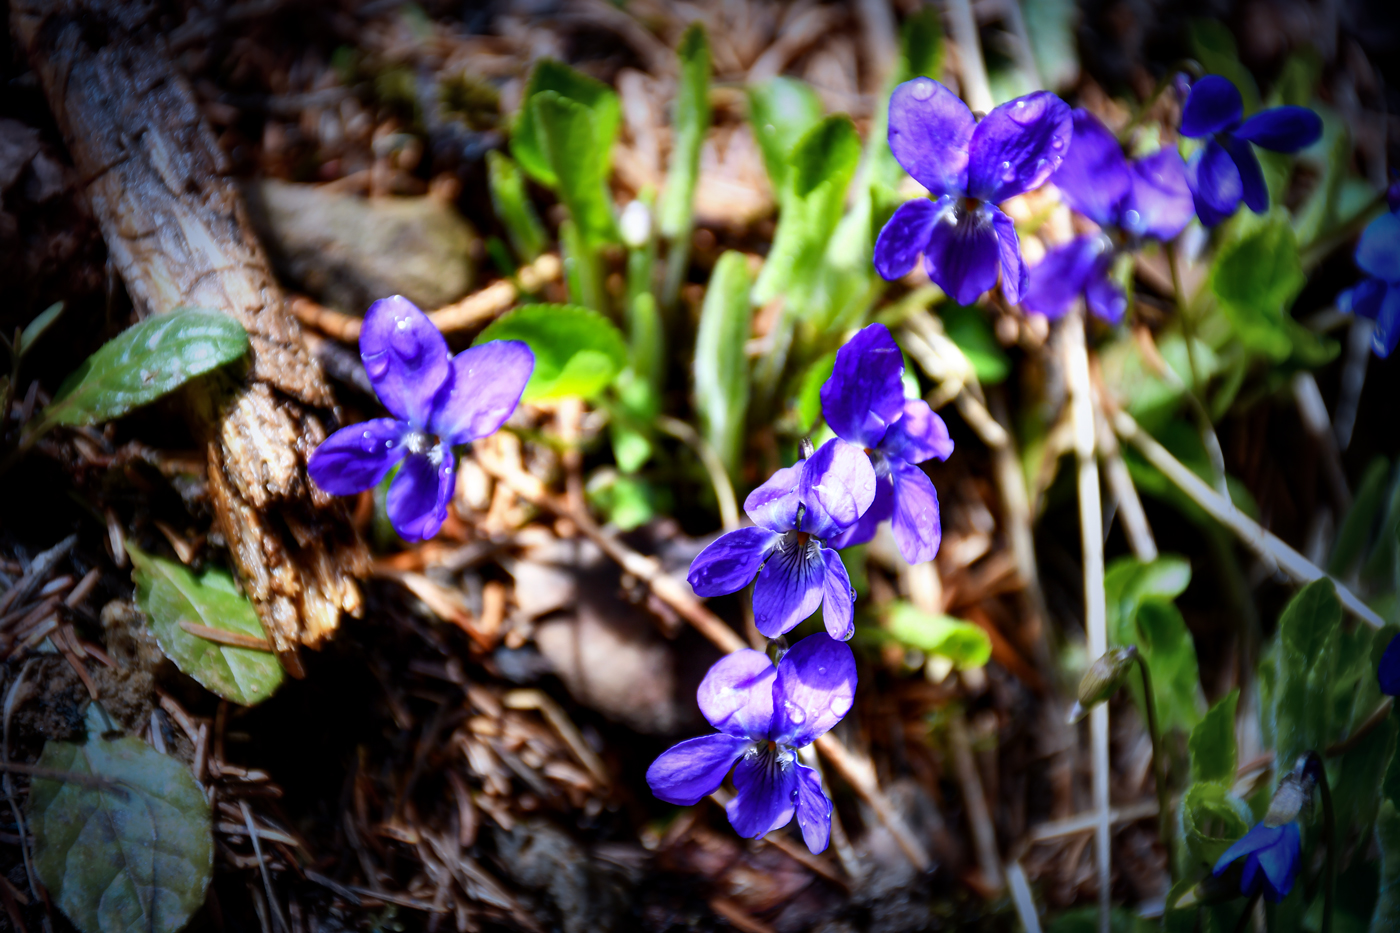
left=1129, top=649, right=1174, bottom=882
left=1302, top=752, right=1335, bottom=933
left=1164, top=240, right=1230, bottom=500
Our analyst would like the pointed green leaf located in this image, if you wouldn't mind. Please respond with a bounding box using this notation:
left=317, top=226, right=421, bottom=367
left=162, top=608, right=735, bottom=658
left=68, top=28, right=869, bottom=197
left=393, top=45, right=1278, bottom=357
left=18, top=301, right=64, bottom=358
left=511, top=59, right=621, bottom=187
left=1105, top=554, right=1192, bottom=647
left=476, top=304, right=627, bottom=401
left=1190, top=690, right=1239, bottom=785
left=1209, top=215, right=1304, bottom=361
left=1270, top=578, right=1344, bottom=769
left=746, top=77, right=824, bottom=191
left=659, top=23, right=711, bottom=240
left=30, top=725, right=213, bottom=933
left=693, top=251, right=752, bottom=477
left=1181, top=781, right=1253, bottom=869
left=43, top=309, right=248, bottom=428
left=532, top=92, right=618, bottom=246
left=791, top=115, right=862, bottom=199
left=127, top=544, right=283, bottom=706
left=1133, top=599, right=1206, bottom=732
left=886, top=602, right=993, bottom=668
left=486, top=151, right=547, bottom=262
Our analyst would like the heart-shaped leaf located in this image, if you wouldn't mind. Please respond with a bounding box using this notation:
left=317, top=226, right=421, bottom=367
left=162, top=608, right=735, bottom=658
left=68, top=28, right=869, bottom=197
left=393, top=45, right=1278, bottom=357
left=128, top=544, right=283, bottom=706
left=43, top=309, right=248, bottom=429
left=475, top=304, right=627, bottom=401
left=29, top=719, right=213, bottom=933
left=510, top=59, right=620, bottom=188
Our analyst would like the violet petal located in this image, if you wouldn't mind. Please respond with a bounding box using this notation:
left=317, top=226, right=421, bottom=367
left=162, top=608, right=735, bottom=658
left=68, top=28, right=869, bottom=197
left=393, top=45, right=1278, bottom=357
left=793, top=763, right=833, bottom=853
left=1372, top=284, right=1400, bottom=358
left=697, top=649, right=778, bottom=740
left=1255, top=823, right=1301, bottom=902
left=1379, top=634, right=1400, bottom=696
left=1234, top=106, right=1322, bottom=153
left=770, top=632, right=858, bottom=748
left=429, top=340, right=534, bottom=444
left=1225, top=136, right=1269, bottom=214
left=308, top=418, right=409, bottom=496
left=1124, top=148, right=1195, bottom=240
left=966, top=91, right=1073, bottom=203
left=1188, top=139, right=1243, bottom=227
left=1179, top=75, right=1243, bottom=137
left=874, top=198, right=939, bottom=281
left=744, top=463, right=804, bottom=533
left=1085, top=268, right=1128, bottom=325
left=360, top=296, right=451, bottom=428
left=992, top=206, right=1028, bottom=304
left=752, top=537, right=826, bottom=638
left=880, top=400, right=955, bottom=465
left=818, top=547, right=855, bottom=642
left=1356, top=212, right=1400, bottom=283
left=820, top=324, right=906, bottom=449
left=886, top=78, right=975, bottom=197
left=798, top=438, right=877, bottom=540
left=922, top=199, right=1002, bottom=306
left=727, top=749, right=797, bottom=839
left=888, top=458, right=942, bottom=565
left=825, top=474, right=893, bottom=551
left=687, top=526, right=781, bottom=597
left=1022, top=236, right=1104, bottom=319
left=646, top=733, right=750, bottom=805
left=1051, top=109, right=1131, bottom=228
left=387, top=451, right=454, bottom=541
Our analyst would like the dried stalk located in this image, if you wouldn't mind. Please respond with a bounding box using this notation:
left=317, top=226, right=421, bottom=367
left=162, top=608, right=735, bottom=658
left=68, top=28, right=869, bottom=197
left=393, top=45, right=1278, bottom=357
left=945, top=0, right=993, bottom=113
left=1064, top=312, right=1111, bottom=933
left=1113, top=409, right=1384, bottom=628
left=947, top=710, right=1003, bottom=890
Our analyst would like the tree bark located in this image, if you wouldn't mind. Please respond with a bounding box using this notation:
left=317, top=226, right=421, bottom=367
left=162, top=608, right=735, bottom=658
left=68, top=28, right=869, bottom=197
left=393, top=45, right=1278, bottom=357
left=11, top=0, right=370, bottom=677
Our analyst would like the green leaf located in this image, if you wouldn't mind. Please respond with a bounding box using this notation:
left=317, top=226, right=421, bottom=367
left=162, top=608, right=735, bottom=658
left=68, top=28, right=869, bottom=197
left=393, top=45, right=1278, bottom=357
left=1293, top=106, right=1349, bottom=248
left=1209, top=216, right=1304, bottom=361
left=1105, top=554, right=1192, bottom=647
left=511, top=59, right=621, bottom=188
left=886, top=602, right=992, bottom=668
left=1328, top=458, right=1389, bottom=576
left=43, top=309, right=248, bottom=429
left=19, top=301, right=64, bottom=358
left=1190, top=690, right=1239, bottom=785
left=795, top=350, right=838, bottom=433
left=127, top=544, right=283, bottom=706
left=532, top=92, right=618, bottom=245
left=586, top=471, right=654, bottom=531
left=1269, top=578, right=1344, bottom=769
left=658, top=23, right=711, bottom=240
left=30, top=721, right=213, bottom=933
left=1181, top=781, right=1253, bottom=870
left=476, top=304, right=627, bottom=401
left=791, top=116, right=862, bottom=199
left=486, top=151, right=547, bottom=262
left=746, top=77, right=824, bottom=191
left=1188, top=20, right=1261, bottom=114
left=939, top=303, right=1010, bottom=385
left=1133, top=599, right=1206, bottom=732
left=1372, top=801, right=1400, bottom=933
left=693, top=251, right=752, bottom=477
left=624, top=292, right=664, bottom=409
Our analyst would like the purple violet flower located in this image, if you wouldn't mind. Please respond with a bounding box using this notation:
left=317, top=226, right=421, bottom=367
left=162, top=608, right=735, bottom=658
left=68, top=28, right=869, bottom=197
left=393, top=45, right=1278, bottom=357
left=1379, top=633, right=1400, bottom=696
left=307, top=296, right=534, bottom=541
left=687, top=438, right=875, bottom=641
left=1179, top=75, right=1322, bottom=227
left=818, top=324, right=953, bottom=563
left=1337, top=209, right=1400, bottom=358
left=646, top=633, right=856, bottom=853
left=874, top=78, right=1073, bottom=306
left=1024, top=109, right=1195, bottom=323
left=1212, top=820, right=1301, bottom=903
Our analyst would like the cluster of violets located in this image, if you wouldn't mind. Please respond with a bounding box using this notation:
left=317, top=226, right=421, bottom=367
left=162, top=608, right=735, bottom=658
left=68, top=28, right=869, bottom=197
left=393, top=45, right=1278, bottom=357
left=873, top=73, right=1323, bottom=324
left=649, top=324, right=952, bottom=851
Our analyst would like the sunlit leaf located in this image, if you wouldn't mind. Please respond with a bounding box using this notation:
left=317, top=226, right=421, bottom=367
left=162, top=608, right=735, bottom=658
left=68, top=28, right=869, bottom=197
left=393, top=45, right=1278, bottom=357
left=476, top=304, right=627, bottom=401
left=532, top=92, right=618, bottom=246
left=486, top=151, right=547, bottom=262
left=746, top=77, right=824, bottom=192
left=886, top=601, right=992, bottom=668
left=128, top=544, right=283, bottom=706
left=42, top=309, right=248, bottom=429
left=659, top=23, right=711, bottom=240
left=693, top=251, right=752, bottom=477
left=30, top=711, right=213, bottom=933
left=1133, top=599, right=1206, bottom=732
left=795, top=350, right=838, bottom=433
left=511, top=58, right=620, bottom=188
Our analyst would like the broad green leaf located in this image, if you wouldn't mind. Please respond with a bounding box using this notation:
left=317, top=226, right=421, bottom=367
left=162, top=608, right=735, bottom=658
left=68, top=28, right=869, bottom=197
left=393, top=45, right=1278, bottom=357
left=1372, top=801, right=1400, bottom=933
left=1188, top=20, right=1261, bottom=114
left=511, top=59, right=621, bottom=188
left=795, top=350, right=838, bottom=433
left=940, top=304, right=1010, bottom=385
left=476, top=304, right=627, bottom=401
left=1133, top=599, right=1206, bottom=732
left=1209, top=216, right=1304, bottom=361
left=43, top=309, right=248, bottom=429
left=658, top=23, right=711, bottom=240
left=127, top=544, right=283, bottom=706
left=532, top=92, right=618, bottom=245
left=586, top=472, right=654, bottom=531
left=1105, top=554, right=1192, bottom=647
left=1190, top=690, right=1239, bottom=785
left=486, top=151, right=547, bottom=262
left=1270, top=578, right=1344, bottom=769
left=746, top=77, right=824, bottom=191
left=19, top=301, right=64, bottom=358
left=30, top=719, right=213, bottom=933
left=1181, top=781, right=1253, bottom=869
left=694, top=252, right=752, bottom=477
left=886, top=602, right=992, bottom=668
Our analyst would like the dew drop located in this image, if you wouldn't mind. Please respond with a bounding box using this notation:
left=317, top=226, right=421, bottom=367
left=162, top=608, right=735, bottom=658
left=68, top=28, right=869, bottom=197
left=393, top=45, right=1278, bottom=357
left=363, top=352, right=390, bottom=378
left=817, top=666, right=826, bottom=675
left=1123, top=209, right=1141, bottom=228
left=390, top=317, right=423, bottom=361
left=1007, top=96, right=1044, bottom=126
left=911, top=79, right=933, bottom=101
left=784, top=701, right=807, bottom=725
left=1000, top=160, right=1016, bottom=182
left=830, top=699, right=847, bottom=717
left=1051, top=137, right=1065, bottom=151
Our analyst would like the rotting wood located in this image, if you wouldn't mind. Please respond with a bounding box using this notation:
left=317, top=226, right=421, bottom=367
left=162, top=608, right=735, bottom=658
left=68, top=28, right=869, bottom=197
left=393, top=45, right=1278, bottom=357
left=11, top=0, right=370, bottom=676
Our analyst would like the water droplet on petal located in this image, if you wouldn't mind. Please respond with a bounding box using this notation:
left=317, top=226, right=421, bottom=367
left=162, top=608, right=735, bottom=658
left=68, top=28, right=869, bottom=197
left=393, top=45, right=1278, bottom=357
left=1051, top=137, right=1065, bottom=151
left=1007, top=96, right=1045, bottom=126
left=830, top=699, right=847, bottom=717
left=817, top=666, right=826, bottom=675
left=911, top=78, right=933, bottom=101
left=1124, top=209, right=1141, bottom=228
left=390, top=318, right=423, bottom=361
left=363, top=352, right=389, bottom=379
left=785, top=701, right=807, bottom=725
left=1000, top=161, right=1016, bottom=182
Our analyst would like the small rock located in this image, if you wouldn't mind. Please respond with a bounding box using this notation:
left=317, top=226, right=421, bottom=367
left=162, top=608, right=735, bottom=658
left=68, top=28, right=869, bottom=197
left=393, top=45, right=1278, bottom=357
left=244, top=179, right=476, bottom=312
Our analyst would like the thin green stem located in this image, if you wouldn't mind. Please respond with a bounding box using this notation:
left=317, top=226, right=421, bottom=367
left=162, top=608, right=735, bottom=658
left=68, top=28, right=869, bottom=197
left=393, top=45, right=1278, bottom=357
left=1306, top=752, right=1335, bottom=933
left=1131, top=649, right=1175, bottom=883
left=1165, top=240, right=1230, bottom=499
left=1233, top=889, right=1262, bottom=933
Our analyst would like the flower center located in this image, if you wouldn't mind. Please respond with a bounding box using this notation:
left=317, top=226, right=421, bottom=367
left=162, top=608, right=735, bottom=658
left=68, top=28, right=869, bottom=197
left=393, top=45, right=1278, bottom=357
left=402, top=429, right=444, bottom=463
